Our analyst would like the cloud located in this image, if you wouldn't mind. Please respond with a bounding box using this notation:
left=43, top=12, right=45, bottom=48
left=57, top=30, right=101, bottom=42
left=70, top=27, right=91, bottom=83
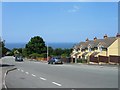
left=68, top=5, right=80, bottom=13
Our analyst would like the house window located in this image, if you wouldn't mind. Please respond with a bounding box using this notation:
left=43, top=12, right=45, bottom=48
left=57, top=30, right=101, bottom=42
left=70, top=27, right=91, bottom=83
left=88, top=44, right=91, bottom=52
left=88, top=47, right=91, bottom=52
left=78, top=48, right=81, bottom=52
left=98, top=46, right=102, bottom=52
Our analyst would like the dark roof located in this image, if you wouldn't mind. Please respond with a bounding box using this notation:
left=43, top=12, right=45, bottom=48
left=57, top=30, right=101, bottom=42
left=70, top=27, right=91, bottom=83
left=99, top=37, right=116, bottom=48
left=73, top=37, right=117, bottom=50
left=82, top=52, right=88, bottom=56
left=74, top=52, right=80, bottom=56
left=90, top=52, right=100, bottom=56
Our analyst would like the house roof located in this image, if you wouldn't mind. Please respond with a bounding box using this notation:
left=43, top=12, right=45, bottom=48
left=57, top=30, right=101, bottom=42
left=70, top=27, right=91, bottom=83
left=82, top=52, right=88, bottom=56
left=90, top=52, right=100, bottom=56
left=73, top=37, right=117, bottom=50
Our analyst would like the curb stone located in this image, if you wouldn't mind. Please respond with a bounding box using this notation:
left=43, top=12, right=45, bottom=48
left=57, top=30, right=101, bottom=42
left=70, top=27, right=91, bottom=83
left=2, top=67, right=17, bottom=89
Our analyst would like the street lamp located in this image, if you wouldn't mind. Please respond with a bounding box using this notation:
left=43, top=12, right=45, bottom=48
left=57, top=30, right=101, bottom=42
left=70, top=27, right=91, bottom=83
left=47, top=44, right=49, bottom=61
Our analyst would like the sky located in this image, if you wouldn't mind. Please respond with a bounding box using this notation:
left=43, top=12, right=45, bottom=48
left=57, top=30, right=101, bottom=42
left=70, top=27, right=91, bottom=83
left=2, top=2, right=118, bottom=43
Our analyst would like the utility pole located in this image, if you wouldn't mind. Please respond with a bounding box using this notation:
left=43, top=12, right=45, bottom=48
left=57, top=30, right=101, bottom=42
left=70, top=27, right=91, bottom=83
left=47, top=44, right=48, bottom=61
left=0, top=37, right=1, bottom=58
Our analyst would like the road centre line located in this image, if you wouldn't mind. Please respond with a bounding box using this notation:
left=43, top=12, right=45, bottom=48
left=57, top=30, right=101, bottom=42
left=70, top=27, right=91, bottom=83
left=32, top=74, right=36, bottom=77
left=21, top=70, right=24, bottom=72
left=39, top=77, right=46, bottom=80
left=52, top=82, right=62, bottom=86
left=18, top=69, right=62, bottom=86
left=25, top=72, right=29, bottom=74
left=10, top=67, right=62, bottom=87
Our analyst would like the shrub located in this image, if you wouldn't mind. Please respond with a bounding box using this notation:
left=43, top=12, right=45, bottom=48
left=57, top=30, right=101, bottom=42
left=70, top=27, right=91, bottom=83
left=77, top=59, right=82, bottom=63
left=82, top=59, right=87, bottom=63
left=39, top=53, right=47, bottom=58
left=29, top=53, right=41, bottom=59
left=29, top=53, right=47, bottom=59
left=77, top=58, right=87, bottom=63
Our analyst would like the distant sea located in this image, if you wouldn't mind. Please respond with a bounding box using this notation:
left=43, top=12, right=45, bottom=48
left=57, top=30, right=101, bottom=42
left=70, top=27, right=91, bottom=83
left=5, top=43, right=76, bottom=50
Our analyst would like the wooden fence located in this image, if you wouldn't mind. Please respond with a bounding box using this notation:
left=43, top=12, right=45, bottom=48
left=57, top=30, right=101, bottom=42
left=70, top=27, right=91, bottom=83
left=61, top=57, right=71, bottom=63
left=89, top=56, right=99, bottom=63
left=99, top=56, right=109, bottom=63
left=90, top=55, right=120, bottom=64
left=109, top=55, right=120, bottom=64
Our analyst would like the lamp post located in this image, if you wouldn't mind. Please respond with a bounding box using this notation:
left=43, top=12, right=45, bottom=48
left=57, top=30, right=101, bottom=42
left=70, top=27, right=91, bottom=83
left=0, top=37, right=1, bottom=58
left=47, top=44, right=49, bottom=61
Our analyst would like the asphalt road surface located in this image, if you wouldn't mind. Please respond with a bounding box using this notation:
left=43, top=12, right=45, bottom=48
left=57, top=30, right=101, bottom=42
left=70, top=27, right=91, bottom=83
left=2, top=56, right=118, bottom=88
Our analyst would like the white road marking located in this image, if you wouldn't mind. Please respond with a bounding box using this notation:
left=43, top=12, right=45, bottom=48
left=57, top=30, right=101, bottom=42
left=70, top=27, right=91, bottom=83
left=25, top=72, right=29, bottom=74
left=21, top=70, right=24, bottom=72
left=100, top=66, right=104, bottom=68
left=32, top=74, right=36, bottom=77
left=17, top=69, right=20, bottom=71
left=39, top=77, right=46, bottom=80
left=52, top=82, right=62, bottom=86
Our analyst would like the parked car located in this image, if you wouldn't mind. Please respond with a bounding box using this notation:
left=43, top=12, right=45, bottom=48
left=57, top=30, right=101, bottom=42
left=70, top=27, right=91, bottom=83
left=48, top=57, right=63, bottom=64
left=15, top=55, right=23, bottom=62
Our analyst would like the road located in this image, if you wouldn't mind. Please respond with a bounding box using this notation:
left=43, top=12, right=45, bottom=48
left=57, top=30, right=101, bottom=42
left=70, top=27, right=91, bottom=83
left=2, top=56, right=118, bottom=88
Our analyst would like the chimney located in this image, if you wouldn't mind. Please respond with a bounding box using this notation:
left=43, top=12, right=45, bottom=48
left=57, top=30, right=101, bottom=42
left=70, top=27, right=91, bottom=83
left=116, top=33, right=120, bottom=37
left=104, top=34, right=108, bottom=39
left=94, top=37, right=97, bottom=41
left=86, top=38, right=89, bottom=42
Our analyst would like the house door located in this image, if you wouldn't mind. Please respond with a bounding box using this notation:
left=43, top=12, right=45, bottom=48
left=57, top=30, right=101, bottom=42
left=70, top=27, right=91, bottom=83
left=73, top=58, right=75, bottom=63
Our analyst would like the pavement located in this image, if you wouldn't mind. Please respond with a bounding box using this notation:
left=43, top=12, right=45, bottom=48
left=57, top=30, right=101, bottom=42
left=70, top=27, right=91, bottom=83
left=1, top=56, right=119, bottom=89
left=0, top=59, right=2, bottom=90
left=0, top=57, right=16, bottom=89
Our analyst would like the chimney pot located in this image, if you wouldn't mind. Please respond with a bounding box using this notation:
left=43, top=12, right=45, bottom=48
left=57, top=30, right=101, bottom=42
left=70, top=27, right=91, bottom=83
left=86, top=38, right=89, bottom=42
left=104, top=34, right=108, bottom=39
left=116, top=33, right=120, bottom=37
left=94, top=37, right=97, bottom=41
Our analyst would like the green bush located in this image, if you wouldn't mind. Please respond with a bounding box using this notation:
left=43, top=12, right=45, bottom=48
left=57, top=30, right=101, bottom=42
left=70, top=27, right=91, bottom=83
left=29, top=53, right=47, bottom=59
left=82, top=59, right=87, bottom=63
left=39, top=53, right=47, bottom=58
left=77, top=59, right=82, bottom=63
left=77, top=58, right=87, bottom=63
left=29, top=53, right=41, bottom=59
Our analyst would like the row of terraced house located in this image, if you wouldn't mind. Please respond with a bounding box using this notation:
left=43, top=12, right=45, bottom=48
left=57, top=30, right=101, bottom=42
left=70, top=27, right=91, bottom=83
left=71, top=33, right=120, bottom=64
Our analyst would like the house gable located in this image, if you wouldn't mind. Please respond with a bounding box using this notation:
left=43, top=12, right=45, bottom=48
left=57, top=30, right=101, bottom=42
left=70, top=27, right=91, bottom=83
left=108, top=38, right=119, bottom=56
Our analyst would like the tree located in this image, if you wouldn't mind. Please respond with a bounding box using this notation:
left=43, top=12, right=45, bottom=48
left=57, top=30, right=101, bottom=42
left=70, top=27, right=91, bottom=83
left=52, top=48, right=63, bottom=56
left=25, top=36, right=46, bottom=56
left=9, top=48, right=21, bottom=56
left=22, top=48, right=28, bottom=57
left=0, top=40, right=11, bottom=56
left=61, top=53, right=68, bottom=58
left=48, top=46, right=54, bottom=56
left=62, top=48, right=72, bottom=57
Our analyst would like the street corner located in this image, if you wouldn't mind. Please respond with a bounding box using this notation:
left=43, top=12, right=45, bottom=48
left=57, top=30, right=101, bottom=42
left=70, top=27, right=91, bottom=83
left=1, top=64, right=17, bottom=89
left=0, top=67, right=2, bottom=90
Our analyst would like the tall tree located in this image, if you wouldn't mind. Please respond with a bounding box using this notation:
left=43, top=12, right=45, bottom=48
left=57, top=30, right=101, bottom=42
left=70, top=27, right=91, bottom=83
left=25, top=36, right=46, bottom=56
left=0, top=40, right=11, bottom=56
left=52, top=48, right=63, bottom=56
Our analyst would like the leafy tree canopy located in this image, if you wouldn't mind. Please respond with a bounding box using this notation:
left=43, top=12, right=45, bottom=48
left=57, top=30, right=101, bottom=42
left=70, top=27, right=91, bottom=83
left=25, top=36, right=46, bottom=55
left=0, top=40, right=11, bottom=56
